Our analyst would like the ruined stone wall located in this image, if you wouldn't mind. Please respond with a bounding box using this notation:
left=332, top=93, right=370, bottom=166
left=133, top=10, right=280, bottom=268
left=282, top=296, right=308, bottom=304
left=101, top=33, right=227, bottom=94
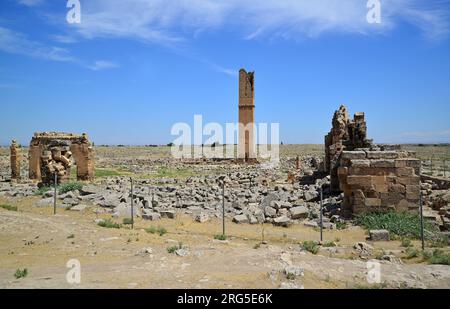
left=238, top=69, right=255, bottom=161
left=10, top=140, right=21, bottom=181
left=28, top=132, right=94, bottom=184
left=71, top=136, right=95, bottom=181
left=338, top=149, right=421, bottom=215
left=324, top=105, right=373, bottom=192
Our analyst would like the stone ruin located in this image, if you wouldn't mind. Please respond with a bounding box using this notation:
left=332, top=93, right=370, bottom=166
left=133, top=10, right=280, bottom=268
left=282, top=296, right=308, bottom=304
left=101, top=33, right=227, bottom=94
left=10, top=140, right=22, bottom=181
left=325, top=106, right=421, bottom=216
left=28, top=132, right=94, bottom=186
left=238, top=68, right=256, bottom=162
left=324, top=105, right=373, bottom=193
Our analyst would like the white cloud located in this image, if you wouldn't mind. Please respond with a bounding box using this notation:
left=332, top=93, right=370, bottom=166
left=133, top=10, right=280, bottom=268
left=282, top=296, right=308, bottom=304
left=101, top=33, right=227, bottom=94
left=52, top=34, right=78, bottom=44
left=17, top=0, right=44, bottom=7
left=0, top=27, right=118, bottom=71
left=88, top=60, right=119, bottom=71
left=0, top=27, right=76, bottom=62
left=66, top=0, right=449, bottom=44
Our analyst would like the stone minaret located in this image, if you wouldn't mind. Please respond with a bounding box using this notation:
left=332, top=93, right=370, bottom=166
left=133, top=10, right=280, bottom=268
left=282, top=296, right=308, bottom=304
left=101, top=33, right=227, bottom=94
left=238, top=69, right=255, bottom=161
left=10, top=140, right=21, bottom=181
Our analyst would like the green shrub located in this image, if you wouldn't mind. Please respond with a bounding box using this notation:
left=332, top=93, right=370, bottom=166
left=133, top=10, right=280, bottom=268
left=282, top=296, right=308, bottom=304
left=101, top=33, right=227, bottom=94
left=0, top=204, right=17, bottom=211
left=406, top=247, right=419, bottom=259
left=323, top=241, right=336, bottom=247
left=34, top=186, right=50, bottom=196
left=356, top=211, right=439, bottom=239
left=401, top=238, right=413, bottom=248
left=423, top=249, right=450, bottom=265
left=14, top=268, right=28, bottom=279
left=97, top=219, right=121, bottom=229
left=214, top=234, right=227, bottom=241
left=167, top=242, right=183, bottom=254
left=67, top=234, right=75, bottom=239
left=428, top=236, right=449, bottom=248
left=146, top=226, right=167, bottom=236
left=302, top=241, right=320, bottom=254
left=59, top=182, right=83, bottom=194
left=123, top=218, right=134, bottom=225
left=336, top=221, right=347, bottom=230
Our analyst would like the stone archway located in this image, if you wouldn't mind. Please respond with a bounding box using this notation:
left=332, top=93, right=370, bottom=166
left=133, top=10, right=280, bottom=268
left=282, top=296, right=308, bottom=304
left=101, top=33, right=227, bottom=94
left=28, top=132, right=94, bottom=185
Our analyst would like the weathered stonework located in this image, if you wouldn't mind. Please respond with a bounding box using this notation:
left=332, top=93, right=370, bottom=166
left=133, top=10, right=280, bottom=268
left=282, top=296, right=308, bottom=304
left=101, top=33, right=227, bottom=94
left=338, top=148, right=421, bottom=215
left=10, top=140, right=21, bottom=181
left=238, top=69, right=256, bottom=162
left=29, top=132, right=94, bottom=185
left=324, top=105, right=373, bottom=192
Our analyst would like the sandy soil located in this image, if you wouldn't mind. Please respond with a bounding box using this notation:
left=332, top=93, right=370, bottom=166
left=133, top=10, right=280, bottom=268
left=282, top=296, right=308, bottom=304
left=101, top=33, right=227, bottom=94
left=1, top=196, right=449, bottom=289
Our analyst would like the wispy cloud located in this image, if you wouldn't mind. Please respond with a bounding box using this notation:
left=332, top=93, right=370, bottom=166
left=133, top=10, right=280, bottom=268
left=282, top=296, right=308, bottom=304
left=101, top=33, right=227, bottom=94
left=87, top=60, right=119, bottom=71
left=52, top=34, right=78, bottom=44
left=0, top=27, right=118, bottom=71
left=0, top=26, right=76, bottom=62
left=17, top=0, right=44, bottom=7
left=65, top=0, right=449, bottom=44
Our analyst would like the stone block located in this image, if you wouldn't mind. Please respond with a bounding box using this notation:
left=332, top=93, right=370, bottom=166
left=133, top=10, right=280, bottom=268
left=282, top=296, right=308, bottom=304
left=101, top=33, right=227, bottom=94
left=342, top=151, right=367, bottom=160
left=351, top=160, right=371, bottom=167
left=365, top=198, right=381, bottom=207
left=370, top=160, right=395, bottom=168
left=366, top=151, right=398, bottom=159
left=369, top=229, right=390, bottom=241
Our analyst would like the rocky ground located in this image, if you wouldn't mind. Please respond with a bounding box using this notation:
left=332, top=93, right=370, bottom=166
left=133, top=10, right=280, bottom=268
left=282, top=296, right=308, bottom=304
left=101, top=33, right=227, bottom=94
left=0, top=145, right=449, bottom=289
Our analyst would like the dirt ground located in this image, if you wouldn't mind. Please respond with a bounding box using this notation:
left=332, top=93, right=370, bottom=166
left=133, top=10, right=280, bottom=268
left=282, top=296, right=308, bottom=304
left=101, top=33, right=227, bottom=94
left=1, top=195, right=449, bottom=289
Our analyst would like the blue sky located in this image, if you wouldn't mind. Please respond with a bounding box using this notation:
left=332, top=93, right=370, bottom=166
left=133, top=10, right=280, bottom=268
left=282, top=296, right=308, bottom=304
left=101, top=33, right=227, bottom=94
left=1, top=0, right=450, bottom=146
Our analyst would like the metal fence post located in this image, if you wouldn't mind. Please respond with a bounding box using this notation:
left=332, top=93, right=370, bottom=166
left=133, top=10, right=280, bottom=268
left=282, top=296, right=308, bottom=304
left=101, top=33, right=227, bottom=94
left=222, top=181, right=226, bottom=237
left=419, top=192, right=425, bottom=250
left=444, top=159, right=447, bottom=178
left=53, top=172, right=57, bottom=215
left=130, top=178, right=134, bottom=229
left=430, top=156, right=434, bottom=175
left=320, top=187, right=323, bottom=243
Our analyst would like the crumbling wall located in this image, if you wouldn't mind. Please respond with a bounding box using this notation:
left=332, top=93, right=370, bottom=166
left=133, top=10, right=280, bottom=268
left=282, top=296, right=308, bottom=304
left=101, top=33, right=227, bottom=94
left=10, top=140, right=21, bottom=181
left=40, top=140, right=73, bottom=185
left=70, top=134, right=95, bottom=181
left=338, top=149, right=421, bottom=215
left=28, top=132, right=95, bottom=185
left=324, top=105, right=373, bottom=192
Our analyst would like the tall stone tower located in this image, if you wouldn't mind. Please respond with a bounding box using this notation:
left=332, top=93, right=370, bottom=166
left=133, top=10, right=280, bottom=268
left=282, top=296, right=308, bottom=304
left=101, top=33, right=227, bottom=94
left=238, top=69, right=255, bottom=161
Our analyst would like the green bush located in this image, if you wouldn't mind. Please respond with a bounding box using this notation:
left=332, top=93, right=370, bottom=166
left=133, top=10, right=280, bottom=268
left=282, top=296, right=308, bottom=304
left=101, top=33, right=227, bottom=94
left=401, top=238, right=413, bottom=248
left=406, top=247, right=419, bottom=259
left=0, top=204, right=17, bottom=211
left=356, top=211, right=439, bottom=239
left=336, top=221, right=347, bottom=230
left=302, top=241, right=320, bottom=254
left=97, top=219, right=121, bottom=229
left=323, top=241, right=336, bottom=247
left=14, top=268, right=28, bottom=279
left=123, top=218, right=134, bottom=225
left=214, top=234, right=227, bottom=241
left=146, top=226, right=167, bottom=236
left=59, top=182, right=83, bottom=194
left=167, top=242, right=183, bottom=254
left=34, top=186, right=50, bottom=196
left=423, top=249, right=450, bottom=265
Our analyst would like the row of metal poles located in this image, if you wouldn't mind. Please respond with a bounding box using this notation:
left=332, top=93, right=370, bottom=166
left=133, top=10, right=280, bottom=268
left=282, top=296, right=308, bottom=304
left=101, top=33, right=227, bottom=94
left=51, top=174, right=427, bottom=250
